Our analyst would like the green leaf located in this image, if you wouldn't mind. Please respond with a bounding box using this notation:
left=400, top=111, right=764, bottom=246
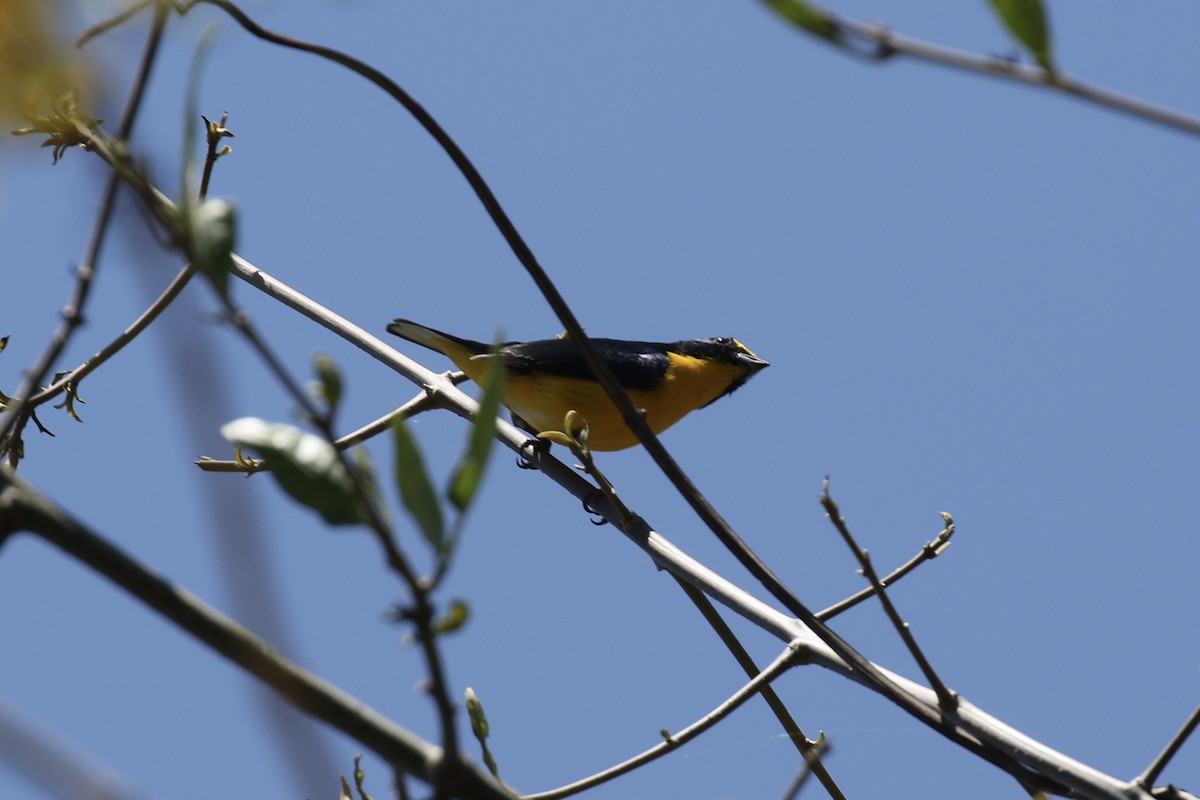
left=187, top=197, right=237, bottom=296
left=312, top=352, right=343, bottom=411
left=392, top=416, right=445, bottom=553
left=465, top=686, right=503, bottom=781
left=221, top=417, right=362, bottom=525
left=762, top=0, right=840, bottom=44
left=988, top=0, right=1054, bottom=71
left=432, top=599, right=470, bottom=635
left=465, top=687, right=489, bottom=739
left=448, top=355, right=504, bottom=511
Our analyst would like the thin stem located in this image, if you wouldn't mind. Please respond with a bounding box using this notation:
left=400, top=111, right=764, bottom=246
left=1135, top=703, right=1200, bottom=789
left=28, top=265, right=196, bottom=407
left=195, top=390, right=440, bottom=472
left=521, top=643, right=805, bottom=800
left=778, top=739, right=830, bottom=800
left=1, top=2, right=170, bottom=461
left=198, top=111, right=233, bottom=199
left=829, top=17, right=1200, bottom=137
left=817, top=514, right=954, bottom=621
left=820, top=483, right=956, bottom=710
left=75, top=0, right=160, bottom=48
left=26, top=97, right=234, bottom=422
left=671, top=576, right=844, bottom=800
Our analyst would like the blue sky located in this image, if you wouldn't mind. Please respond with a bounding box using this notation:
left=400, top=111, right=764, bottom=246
left=2, top=2, right=1198, bottom=799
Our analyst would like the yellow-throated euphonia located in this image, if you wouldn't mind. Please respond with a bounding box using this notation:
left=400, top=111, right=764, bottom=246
left=387, top=318, right=768, bottom=451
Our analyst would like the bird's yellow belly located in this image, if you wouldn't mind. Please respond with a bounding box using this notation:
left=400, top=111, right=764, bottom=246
left=501, top=355, right=740, bottom=451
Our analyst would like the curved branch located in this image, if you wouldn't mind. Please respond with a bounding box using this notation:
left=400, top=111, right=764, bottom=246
left=522, top=643, right=806, bottom=800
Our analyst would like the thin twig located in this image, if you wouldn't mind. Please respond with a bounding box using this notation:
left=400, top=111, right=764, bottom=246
left=820, top=482, right=956, bottom=710
left=829, top=17, right=1200, bottom=138
left=27, top=265, right=196, bottom=407
left=1136, top=703, right=1200, bottom=789
left=671, top=576, right=844, bottom=800
left=0, top=2, right=170, bottom=464
left=520, top=642, right=806, bottom=800
left=195, top=390, right=441, bottom=472
left=75, top=0, right=159, bottom=48
left=23, top=97, right=234, bottom=411
left=778, top=739, right=830, bottom=800
left=199, top=111, right=234, bottom=198
left=817, top=514, right=954, bottom=621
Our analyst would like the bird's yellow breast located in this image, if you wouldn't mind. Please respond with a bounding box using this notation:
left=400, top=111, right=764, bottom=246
left=499, top=351, right=749, bottom=451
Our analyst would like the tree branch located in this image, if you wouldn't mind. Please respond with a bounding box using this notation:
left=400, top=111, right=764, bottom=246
left=0, top=470, right=510, bottom=800
left=521, top=643, right=806, bottom=800
left=0, top=2, right=171, bottom=464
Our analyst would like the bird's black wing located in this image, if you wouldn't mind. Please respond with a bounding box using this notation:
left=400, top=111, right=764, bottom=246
left=498, top=338, right=671, bottom=391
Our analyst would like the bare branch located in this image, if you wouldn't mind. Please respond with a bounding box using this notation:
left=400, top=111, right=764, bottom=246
left=521, top=643, right=806, bottom=800
left=817, top=514, right=955, bottom=621
left=766, top=10, right=1200, bottom=137
left=1136, top=703, right=1200, bottom=790
left=28, top=265, right=197, bottom=408
left=820, top=483, right=956, bottom=710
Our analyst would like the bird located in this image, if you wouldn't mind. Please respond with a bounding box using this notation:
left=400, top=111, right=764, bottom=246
left=386, top=318, right=768, bottom=451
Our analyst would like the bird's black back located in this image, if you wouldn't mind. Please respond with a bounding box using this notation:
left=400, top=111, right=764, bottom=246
left=500, top=338, right=674, bottom=391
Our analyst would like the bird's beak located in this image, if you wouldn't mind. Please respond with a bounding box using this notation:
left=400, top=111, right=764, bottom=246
left=739, top=352, right=769, bottom=371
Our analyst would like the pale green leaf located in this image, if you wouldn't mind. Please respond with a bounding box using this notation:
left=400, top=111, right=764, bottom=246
left=188, top=197, right=236, bottom=296
left=433, top=599, right=470, bottom=635
left=448, top=356, right=504, bottom=511
left=221, top=417, right=360, bottom=525
left=392, top=416, right=445, bottom=552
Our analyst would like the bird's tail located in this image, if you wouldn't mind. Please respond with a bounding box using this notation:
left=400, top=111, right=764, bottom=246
left=386, top=318, right=489, bottom=372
